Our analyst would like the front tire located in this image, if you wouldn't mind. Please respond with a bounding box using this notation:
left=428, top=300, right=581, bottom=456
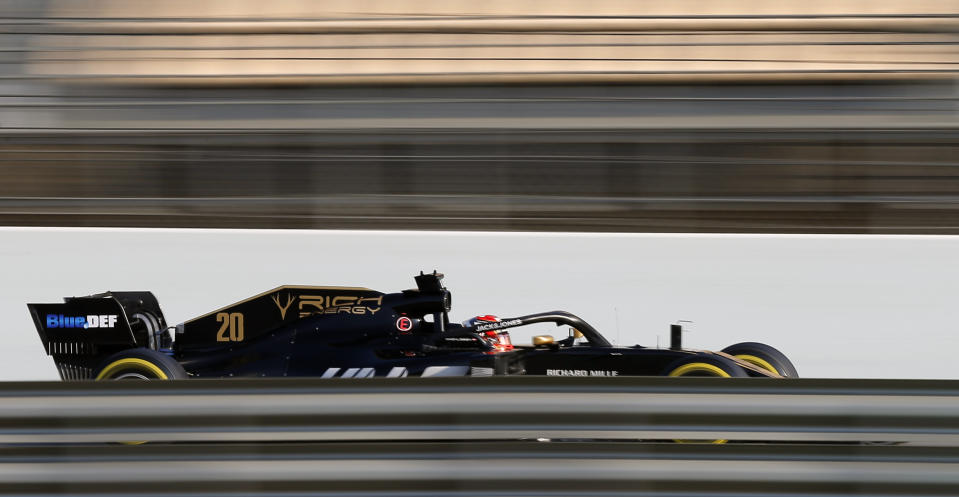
left=95, top=348, right=186, bottom=380
left=721, top=342, right=798, bottom=377
left=662, top=354, right=744, bottom=444
left=663, top=354, right=750, bottom=378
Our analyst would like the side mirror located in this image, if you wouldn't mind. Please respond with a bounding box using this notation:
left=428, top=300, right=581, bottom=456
left=532, top=335, right=554, bottom=346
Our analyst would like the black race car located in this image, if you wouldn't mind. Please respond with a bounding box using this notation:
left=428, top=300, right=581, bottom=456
left=28, top=271, right=797, bottom=381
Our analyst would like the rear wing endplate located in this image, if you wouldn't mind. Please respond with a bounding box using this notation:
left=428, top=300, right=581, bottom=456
left=28, top=297, right=137, bottom=355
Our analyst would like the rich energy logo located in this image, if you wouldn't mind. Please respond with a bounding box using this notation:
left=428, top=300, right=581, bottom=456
left=298, top=295, right=383, bottom=317
left=270, top=292, right=383, bottom=319
left=271, top=293, right=294, bottom=319
left=45, top=314, right=118, bottom=329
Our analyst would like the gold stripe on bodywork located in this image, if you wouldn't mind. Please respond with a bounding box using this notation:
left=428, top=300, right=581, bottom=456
left=183, top=285, right=376, bottom=324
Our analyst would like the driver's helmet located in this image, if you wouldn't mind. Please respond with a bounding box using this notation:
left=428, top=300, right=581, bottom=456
left=463, top=314, right=514, bottom=352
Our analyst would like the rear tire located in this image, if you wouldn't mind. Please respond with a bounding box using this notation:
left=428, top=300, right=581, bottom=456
left=721, top=342, right=798, bottom=377
left=95, top=348, right=186, bottom=380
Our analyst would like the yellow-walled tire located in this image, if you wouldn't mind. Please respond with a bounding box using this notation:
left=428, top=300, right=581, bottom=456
left=94, top=349, right=185, bottom=445
left=721, top=342, right=798, bottom=378
left=663, top=355, right=749, bottom=378
left=95, top=348, right=186, bottom=380
left=662, top=354, right=746, bottom=444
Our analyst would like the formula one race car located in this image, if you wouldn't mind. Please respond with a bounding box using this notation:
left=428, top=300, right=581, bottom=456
left=28, top=271, right=797, bottom=381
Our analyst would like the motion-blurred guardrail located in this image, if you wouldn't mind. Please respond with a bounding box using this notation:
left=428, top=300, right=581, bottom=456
left=3, top=377, right=959, bottom=497
left=1, top=441, right=958, bottom=497
left=2, top=376, right=958, bottom=444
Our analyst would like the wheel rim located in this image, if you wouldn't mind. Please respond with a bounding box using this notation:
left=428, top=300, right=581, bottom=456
left=112, top=372, right=152, bottom=380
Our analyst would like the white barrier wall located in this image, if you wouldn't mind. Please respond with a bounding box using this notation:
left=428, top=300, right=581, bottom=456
left=2, top=227, right=957, bottom=381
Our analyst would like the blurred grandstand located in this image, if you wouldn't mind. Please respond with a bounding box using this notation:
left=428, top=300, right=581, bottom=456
left=2, top=0, right=958, bottom=232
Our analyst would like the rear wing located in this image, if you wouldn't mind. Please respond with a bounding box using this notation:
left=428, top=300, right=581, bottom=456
left=27, top=292, right=169, bottom=380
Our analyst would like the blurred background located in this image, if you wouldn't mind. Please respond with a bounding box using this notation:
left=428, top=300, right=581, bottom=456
left=2, top=0, right=959, bottom=233
left=4, top=7, right=959, bottom=493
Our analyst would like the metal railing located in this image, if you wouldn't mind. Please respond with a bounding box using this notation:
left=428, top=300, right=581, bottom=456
left=1, top=377, right=958, bottom=496
left=1, top=376, right=957, bottom=444
left=1, top=441, right=958, bottom=496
